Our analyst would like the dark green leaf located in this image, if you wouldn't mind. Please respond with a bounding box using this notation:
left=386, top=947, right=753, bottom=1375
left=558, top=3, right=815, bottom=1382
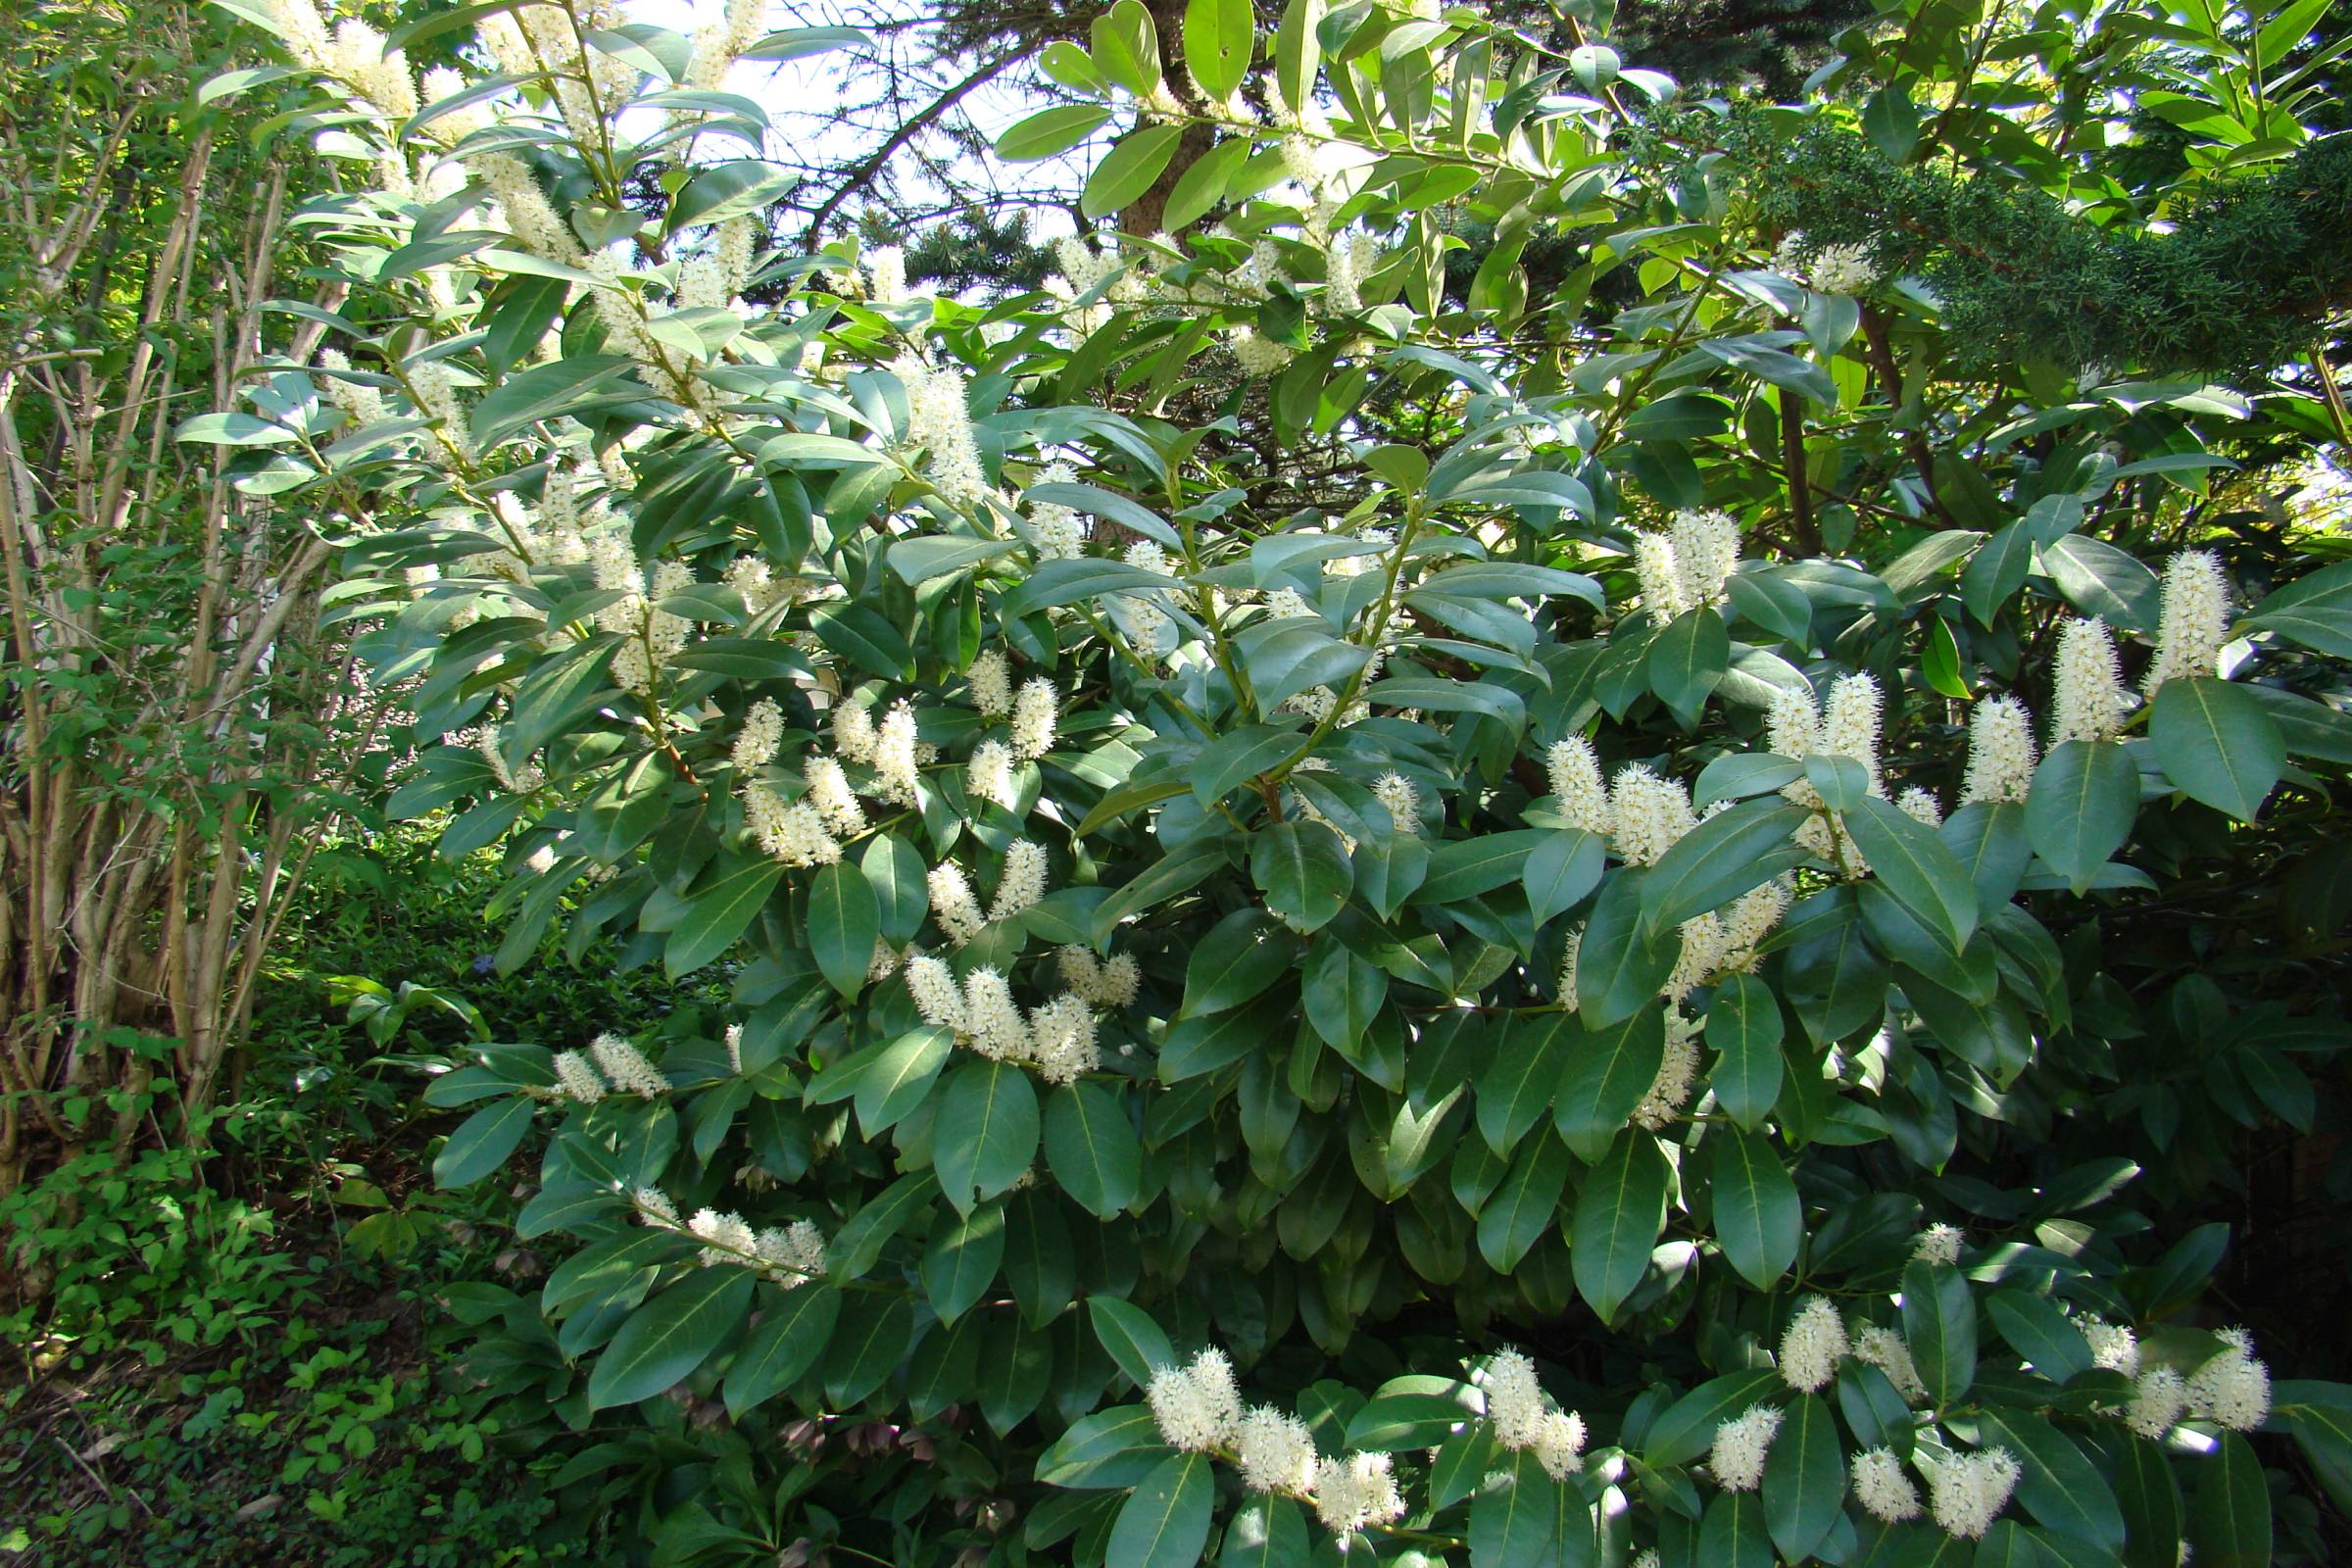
left=933, top=1060, right=1041, bottom=1214
left=2150, top=677, right=2283, bottom=821
left=1106, top=1452, right=1212, bottom=1568
left=1571, top=1129, right=1669, bottom=1323
left=1709, top=1125, right=1800, bottom=1289
left=588, top=1267, right=754, bottom=1409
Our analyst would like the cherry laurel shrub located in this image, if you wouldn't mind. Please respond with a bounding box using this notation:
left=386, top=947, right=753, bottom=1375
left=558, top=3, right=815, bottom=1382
left=211, top=0, right=2352, bottom=1561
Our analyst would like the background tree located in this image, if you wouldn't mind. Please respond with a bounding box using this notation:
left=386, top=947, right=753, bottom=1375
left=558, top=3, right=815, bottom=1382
left=0, top=0, right=385, bottom=1189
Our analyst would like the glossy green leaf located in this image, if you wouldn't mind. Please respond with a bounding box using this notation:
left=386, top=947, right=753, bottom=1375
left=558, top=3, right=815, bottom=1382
left=1081, top=125, right=1184, bottom=220
left=1900, top=1259, right=1977, bottom=1406
left=1709, top=1124, right=1800, bottom=1289
left=1107, top=1452, right=1212, bottom=1568
left=723, top=1284, right=841, bottom=1419
left=2025, top=740, right=2140, bottom=896
left=808, top=860, right=880, bottom=998
left=1764, top=1394, right=1844, bottom=1562
left=432, top=1096, right=534, bottom=1189
left=2150, top=677, right=2283, bottom=821
left=588, top=1267, right=754, bottom=1409
left=1571, top=1129, right=1669, bottom=1323
left=1045, top=1081, right=1143, bottom=1218
left=921, top=1201, right=1005, bottom=1323
left=932, top=1060, right=1040, bottom=1214
left=1708, top=974, right=1786, bottom=1131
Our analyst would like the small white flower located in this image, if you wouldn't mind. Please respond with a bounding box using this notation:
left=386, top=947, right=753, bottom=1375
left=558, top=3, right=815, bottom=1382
left=1609, top=763, right=1696, bottom=867
left=743, top=784, right=842, bottom=868
left=832, top=701, right=878, bottom=764
left=906, top=954, right=968, bottom=1033
left=1546, top=737, right=1612, bottom=835
left=1148, top=1348, right=1244, bottom=1451
left=1028, top=994, right=1100, bottom=1085
left=927, top=863, right=989, bottom=947
left=1961, top=698, right=2038, bottom=805
left=732, top=699, right=784, bottom=772
left=551, top=1050, right=606, bottom=1104
left=1913, top=1224, right=1965, bottom=1267
left=1853, top=1322, right=1929, bottom=1404
left=1781, top=1296, right=1850, bottom=1394
left=1853, top=1447, right=1922, bottom=1523
left=1632, top=1007, right=1703, bottom=1129
left=1634, top=530, right=1689, bottom=619
left=961, top=966, right=1033, bottom=1061
left=803, top=755, right=867, bottom=836
left=965, top=739, right=1018, bottom=812
left=967, top=650, right=1014, bottom=716
left=1009, top=678, right=1059, bottom=760
left=1897, top=786, right=1943, bottom=827
left=1710, top=1404, right=1783, bottom=1493
left=2144, top=550, right=2230, bottom=696
left=2185, top=1329, right=2271, bottom=1432
left=1237, top=1406, right=1319, bottom=1496
left=871, top=701, right=922, bottom=807
left=589, top=1033, right=668, bottom=1098
left=1930, top=1446, right=2020, bottom=1540
left=2080, top=1315, right=2142, bottom=1379
left=1313, top=1450, right=1404, bottom=1541
left=2051, top=617, right=2130, bottom=746
left=1373, top=772, right=1420, bottom=835
left=987, top=840, right=1049, bottom=924
left=1820, top=673, right=1886, bottom=798
left=2128, top=1367, right=2188, bottom=1438
left=1670, top=508, right=1741, bottom=610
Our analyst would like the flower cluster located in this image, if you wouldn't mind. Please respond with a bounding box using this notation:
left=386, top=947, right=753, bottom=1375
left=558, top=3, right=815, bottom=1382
left=894, top=354, right=991, bottom=506
left=2050, top=616, right=2130, bottom=745
left=1779, top=1296, right=1850, bottom=1393
left=1851, top=1447, right=1922, bottom=1523
left=1484, top=1349, right=1590, bottom=1481
left=1147, top=1348, right=1245, bottom=1451
left=1852, top=1321, right=1930, bottom=1403
left=1960, top=698, right=2038, bottom=804
left=588, top=1032, right=668, bottom=1098
left=1928, top=1446, right=2021, bottom=1539
left=1056, top=946, right=1142, bottom=1008
left=903, top=956, right=1101, bottom=1084
left=1710, top=1404, right=1782, bottom=1492
left=1631, top=509, right=1743, bottom=617
left=2144, top=550, right=2231, bottom=694
left=2185, top=1327, right=2272, bottom=1431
